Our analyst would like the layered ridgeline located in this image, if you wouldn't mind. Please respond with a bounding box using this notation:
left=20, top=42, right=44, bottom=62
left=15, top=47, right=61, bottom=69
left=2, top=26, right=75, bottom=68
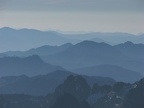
left=114, top=41, right=144, bottom=60
left=0, top=71, right=115, bottom=96
left=51, top=76, right=144, bottom=108
left=0, top=27, right=79, bottom=52
left=63, top=32, right=144, bottom=45
left=0, top=75, right=143, bottom=108
left=0, top=27, right=144, bottom=52
left=0, top=55, right=64, bottom=76
left=3, top=43, right=73, bottom=57
left=42, top=41, right=144, bottom=76
left=1, top=41, right=143, bottom=82
left=73, top=64, right=142, bottom=83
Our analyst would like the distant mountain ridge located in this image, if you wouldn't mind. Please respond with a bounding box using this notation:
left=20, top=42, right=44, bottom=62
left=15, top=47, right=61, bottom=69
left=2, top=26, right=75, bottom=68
left=42, top=41, right=123, bottom=69
left=3, top=43, right=73, bottom=57
left=0, top=40, right=143, bottom=82
left=0, top=27, right=144, bottom=52
left=0, top=55, right=64, bottom=77
left=0, top=27, right=79, bottom=52
left=42, top=41, right=144, bottom=75
left=74, top=64, right=143, bottom=83
left=114, top=41, right=144, bottom=60
left=63, top=32, right=144, bottom=45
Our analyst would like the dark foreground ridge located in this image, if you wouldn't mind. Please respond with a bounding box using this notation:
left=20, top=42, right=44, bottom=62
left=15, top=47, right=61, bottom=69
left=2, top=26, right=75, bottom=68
left=0, top=75, right=143, bottom=108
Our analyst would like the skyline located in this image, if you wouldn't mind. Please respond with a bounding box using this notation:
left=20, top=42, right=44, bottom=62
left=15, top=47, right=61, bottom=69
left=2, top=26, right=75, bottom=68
left=0, top=0, right=144, bottom=34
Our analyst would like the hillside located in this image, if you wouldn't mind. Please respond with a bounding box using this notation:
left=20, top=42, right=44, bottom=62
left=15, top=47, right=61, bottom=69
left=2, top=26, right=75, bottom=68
left=114, top=41, right=144, bottom=60
left=42, top=41, right=144, bottom=75
left=0, top=70, right=115, bottom=95
left=3, top=43, right=73, bottom=57
left=0, top=27, right=79, bottom=52
left=74, top=64, right=143, bottom=83
left=0, top=55, right=64, bottom=76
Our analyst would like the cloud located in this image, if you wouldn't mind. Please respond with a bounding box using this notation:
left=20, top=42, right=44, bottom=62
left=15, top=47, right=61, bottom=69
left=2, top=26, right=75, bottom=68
left=1, top=0, right=144, bottom=12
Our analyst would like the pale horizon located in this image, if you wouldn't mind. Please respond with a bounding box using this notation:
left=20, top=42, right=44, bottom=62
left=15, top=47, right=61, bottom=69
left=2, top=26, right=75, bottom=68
left=0, top=26, right=143, bottom=35
left=0, top=0, right=144, bottom=34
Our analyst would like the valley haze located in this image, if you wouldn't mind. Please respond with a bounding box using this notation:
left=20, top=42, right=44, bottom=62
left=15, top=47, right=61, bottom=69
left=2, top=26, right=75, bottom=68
left=0, top=12, right=144, bottom=106
left=0, top=0, right=144, bottom=107
left=0, top=27, right=144, bottom=52
left=0, top=27, right=143, bottom=83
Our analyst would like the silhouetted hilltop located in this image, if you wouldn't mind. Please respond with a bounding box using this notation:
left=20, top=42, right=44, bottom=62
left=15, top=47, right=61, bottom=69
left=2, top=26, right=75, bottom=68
left=114, top=41, right=144, bottom=60
left=0, top=75, right=143, bottom=108
left=49, top=76, right=144, bottom=108
left=122, top=78, right=144, bottom=108
left=0, top=70, right=115, bottom=96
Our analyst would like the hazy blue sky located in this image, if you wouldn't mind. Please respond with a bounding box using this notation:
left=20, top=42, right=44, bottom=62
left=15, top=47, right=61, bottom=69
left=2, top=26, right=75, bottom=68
left=0, top=0, right=144, bottom=34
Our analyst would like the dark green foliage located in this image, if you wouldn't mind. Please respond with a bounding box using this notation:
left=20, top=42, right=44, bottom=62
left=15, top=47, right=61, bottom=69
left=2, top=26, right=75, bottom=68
left=51, top=93, right=80, bottom=108
left=91, top=83, right=101, bottom=94
left=0, top=96, right=4, bottom=108
left=122, top=78, right=144, bottom=108
left=0, top=70, right=115, bottom=96
left=0, top=94, right=45, bottom=108
left=113, top=82, right=127, bottom=92
left=94, top=96, right=112, bottom=108
left=54, top=75, right=91, bottom=101
left=0, top=75, right=143, bottom=108
left=51, top=93, right=91, bottom=108
left=101, top=85, right=112, bottom=93
left=80, top=100, right=91, bottom=108
left=91, top=83, right=112, bottom=94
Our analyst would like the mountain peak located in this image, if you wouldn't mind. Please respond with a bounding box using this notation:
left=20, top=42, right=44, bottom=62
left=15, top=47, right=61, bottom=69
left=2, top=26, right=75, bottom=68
left=0, top=27, right=15, bottom=31
left=79, top=40, right=96, bottom=44
left=25, top=55, right=44, bottom=62
left=124, top=41, right=134, bottom=45
left=74, top=40, right=111, bottom=48
left=60, top=43, right=73, bottom=48
left=0, top=55, right=64, bottom=76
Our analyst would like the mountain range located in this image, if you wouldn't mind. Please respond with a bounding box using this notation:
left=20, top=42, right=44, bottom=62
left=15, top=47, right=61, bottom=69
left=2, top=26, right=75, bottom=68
left=0, top=27, right=79, bottom=52
left=74, top=64, right=143, bottom=83
left=0, top=27, right=143, bottom=108
left=0, top=40, right=143, bottom=82
left=0, top=27, right=144, bottom=83
left=0, top=27, right=144, bottom=52
left=65, top=32, right=144, bottom=45
left=3, top=43, right=73, bottom=57
left=42, top=41, right=144, bottom=75
left=0, top=70, right=115, bottom=96
left=0, top=55, right=64, bottom=76
left=114, top=41, right=144, bottom=60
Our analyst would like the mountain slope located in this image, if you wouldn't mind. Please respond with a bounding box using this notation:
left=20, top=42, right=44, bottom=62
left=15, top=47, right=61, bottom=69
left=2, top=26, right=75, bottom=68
left=87, top=32, right=144, bottom=45
left=1, top=27, right=144, bottom=53
left=0, top=27, right=79, bottom=52
left=0, top=55, right=64, bottom=77
left=43, top=41, right=123, bottom=69
left=42, top=41, right=144, bottom=74
left=74, top=64, right=143, bottom=83
left=3, top=43, right=73, bottom=57
left=64, top=32, right=144, bottom=45
left=114, top=41, right=144, bottom=60
left=0, top=70, right=115, bottom=95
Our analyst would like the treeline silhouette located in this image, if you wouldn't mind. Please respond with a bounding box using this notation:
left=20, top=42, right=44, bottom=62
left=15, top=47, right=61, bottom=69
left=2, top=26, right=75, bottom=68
left=0, top=75, right=143, bottom=108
